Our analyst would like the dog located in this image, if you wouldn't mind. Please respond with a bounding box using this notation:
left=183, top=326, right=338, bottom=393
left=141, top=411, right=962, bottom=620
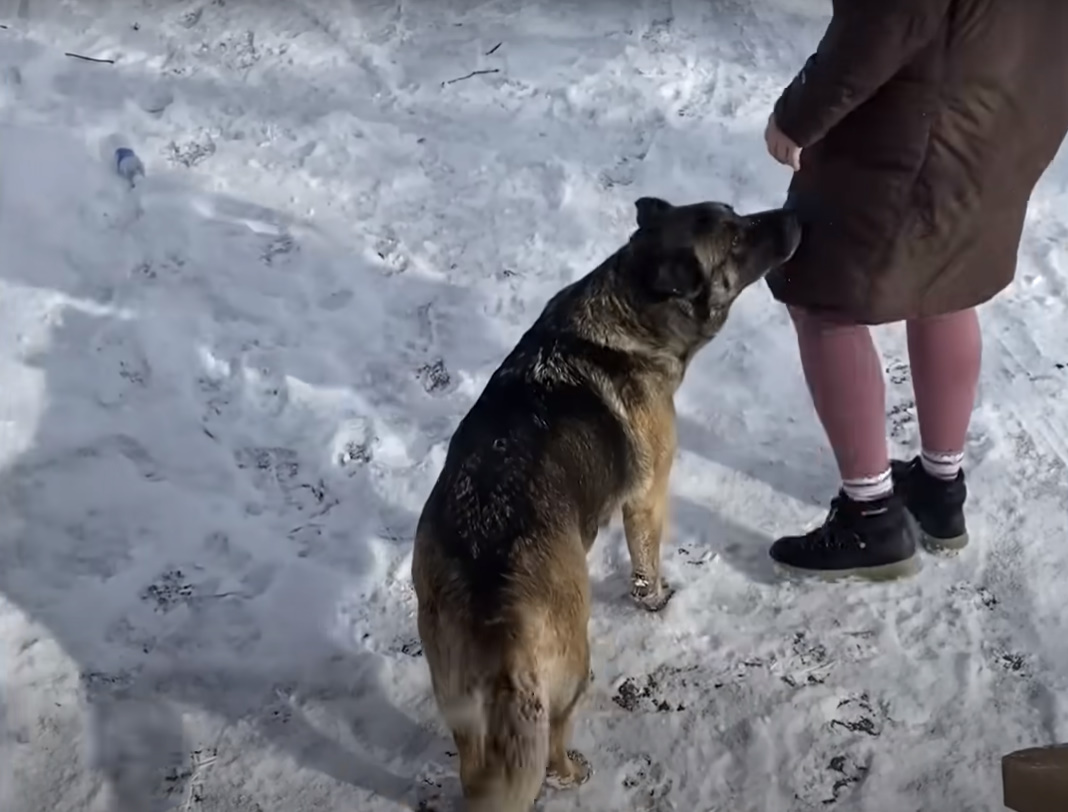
left=411, top=196, right=801, bottom=811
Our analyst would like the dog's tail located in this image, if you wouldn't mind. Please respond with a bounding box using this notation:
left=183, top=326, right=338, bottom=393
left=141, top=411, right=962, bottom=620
left=456, top=666, right=549, bottom=812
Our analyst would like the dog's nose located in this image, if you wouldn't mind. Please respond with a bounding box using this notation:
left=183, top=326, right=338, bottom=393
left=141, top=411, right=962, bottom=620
left=742, top=207, right=803, bottom=256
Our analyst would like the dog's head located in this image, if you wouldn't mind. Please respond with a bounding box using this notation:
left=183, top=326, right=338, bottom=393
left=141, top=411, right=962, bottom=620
left=623, top=196, right=801, bottom=354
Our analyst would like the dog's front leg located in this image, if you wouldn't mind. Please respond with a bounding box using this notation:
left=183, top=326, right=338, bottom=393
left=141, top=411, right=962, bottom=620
left=622, top=454, right=674, bottom=612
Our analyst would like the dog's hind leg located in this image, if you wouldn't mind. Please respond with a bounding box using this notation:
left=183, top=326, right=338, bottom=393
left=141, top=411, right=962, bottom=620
left=622, top=416, right=676, bottom=612
left=546, top=639, right=592, bottom=789
left=457, top=673, right=549, bottom=812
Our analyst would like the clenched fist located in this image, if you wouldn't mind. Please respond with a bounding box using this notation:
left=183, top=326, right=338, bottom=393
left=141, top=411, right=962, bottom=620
left=765, top=113, right=802, bottom=172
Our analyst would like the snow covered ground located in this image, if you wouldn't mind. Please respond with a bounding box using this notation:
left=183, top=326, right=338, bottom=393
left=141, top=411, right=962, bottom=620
left=1, top=1, right=1067, bottom=810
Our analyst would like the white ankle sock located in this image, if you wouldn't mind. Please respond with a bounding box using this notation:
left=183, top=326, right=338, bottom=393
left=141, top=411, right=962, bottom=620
left=842, top=468, right=894, bottom=502
left=921, top=449, right=964, bottom=481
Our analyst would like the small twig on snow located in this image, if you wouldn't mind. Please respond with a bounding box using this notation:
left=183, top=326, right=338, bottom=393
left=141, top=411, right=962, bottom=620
left=485, top=42, right=502, bottom=56
left=65, top=52, right=115, bottom=64
left=442, top=68, right=500, bottom=87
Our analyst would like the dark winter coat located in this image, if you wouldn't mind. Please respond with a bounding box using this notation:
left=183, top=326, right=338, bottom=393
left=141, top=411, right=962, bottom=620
left=766, top=0, right=1068, bottom=324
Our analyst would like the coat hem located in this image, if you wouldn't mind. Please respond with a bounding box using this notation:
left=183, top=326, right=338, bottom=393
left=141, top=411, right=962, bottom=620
left=764, top=275, right=1011, bottom=326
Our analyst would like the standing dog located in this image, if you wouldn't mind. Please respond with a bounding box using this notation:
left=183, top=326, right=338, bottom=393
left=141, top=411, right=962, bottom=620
left=412, top=197, right=801, bottom=811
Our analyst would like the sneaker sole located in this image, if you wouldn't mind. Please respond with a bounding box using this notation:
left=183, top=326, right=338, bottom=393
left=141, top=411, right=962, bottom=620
left=920, top=530, right=969, bottom=554
left=905, top=507, right=970, bottom=554
left=772, top=553, right=921, bottom=583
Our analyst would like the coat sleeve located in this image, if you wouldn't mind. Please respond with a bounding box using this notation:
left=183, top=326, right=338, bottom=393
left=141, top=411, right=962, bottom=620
left=773, top=0, right=951, bottom=148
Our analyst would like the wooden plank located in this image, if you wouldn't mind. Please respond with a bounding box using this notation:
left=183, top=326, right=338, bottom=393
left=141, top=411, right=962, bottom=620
left=1003, top=744, right=1068, bottom=812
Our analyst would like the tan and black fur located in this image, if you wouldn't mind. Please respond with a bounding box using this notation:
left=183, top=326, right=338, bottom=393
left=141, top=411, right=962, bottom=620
left=411, top=197, right=802, bottom=811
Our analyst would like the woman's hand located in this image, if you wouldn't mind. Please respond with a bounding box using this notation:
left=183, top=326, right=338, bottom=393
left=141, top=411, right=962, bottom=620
left=765, top=113, right=802, bottom=171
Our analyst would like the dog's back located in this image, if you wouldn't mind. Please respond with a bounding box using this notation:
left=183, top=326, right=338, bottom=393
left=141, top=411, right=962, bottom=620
left=414, top=293, right=638, bottom=810
left=424, top=314, right=638, bottom=585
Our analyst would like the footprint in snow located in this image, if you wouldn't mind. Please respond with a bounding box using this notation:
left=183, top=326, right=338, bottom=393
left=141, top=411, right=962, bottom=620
left=885, top=358, right=911, bottom=386
left=369, top=232, right=410, bottom=275
left=331, top=417, right=377, bottom=471
left=828, top=692, right=887, bottom=738
left=233, top=446, right=339, bottom=516
left=260, top=233, right=297, bottom=266
left=417, top=358, right=452, bottom=394
left=618, top=752, right=674, bottom=811
left=821, top=753, right=871, bottom=806
left=887, top=400, right=916, bottom=441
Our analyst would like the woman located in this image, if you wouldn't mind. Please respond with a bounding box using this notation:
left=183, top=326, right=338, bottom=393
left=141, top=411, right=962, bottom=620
left=763, top=0, right=1068, bottom=579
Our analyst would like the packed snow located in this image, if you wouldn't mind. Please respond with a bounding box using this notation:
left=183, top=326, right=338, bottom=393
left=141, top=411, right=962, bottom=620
left=1, top=1, right=1067, bottom=810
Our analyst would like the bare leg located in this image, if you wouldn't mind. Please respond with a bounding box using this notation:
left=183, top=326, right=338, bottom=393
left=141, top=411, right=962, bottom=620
left=907, top=308, right=982, bottom=478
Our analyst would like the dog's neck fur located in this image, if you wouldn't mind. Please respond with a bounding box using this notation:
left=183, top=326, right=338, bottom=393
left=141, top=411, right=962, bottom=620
left=569, top=251, right=691, bottom=388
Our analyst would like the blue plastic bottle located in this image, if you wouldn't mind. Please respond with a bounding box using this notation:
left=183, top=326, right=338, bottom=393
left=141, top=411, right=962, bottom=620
left=115, top=147, right=145, bottom=186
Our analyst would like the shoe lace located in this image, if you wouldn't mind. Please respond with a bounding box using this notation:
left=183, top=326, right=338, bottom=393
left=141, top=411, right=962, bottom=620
left=811, top=497, right=864, bottom=550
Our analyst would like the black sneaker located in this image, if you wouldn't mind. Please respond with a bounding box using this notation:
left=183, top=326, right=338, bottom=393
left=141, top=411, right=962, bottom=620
left=768, top=492, right=919, bottom=580
left=891, top=456, right=968, bottom=552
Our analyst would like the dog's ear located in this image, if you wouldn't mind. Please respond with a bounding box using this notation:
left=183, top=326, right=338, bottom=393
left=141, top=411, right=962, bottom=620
left=635, top=196, right=673, bottom=230
left=646, top=252, right=704, bottom=299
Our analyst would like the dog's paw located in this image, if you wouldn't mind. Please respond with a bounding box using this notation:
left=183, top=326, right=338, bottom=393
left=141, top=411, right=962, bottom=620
left=630, top=575, right=674, bottom=612
left=546, top=749, right=592, bottom=789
